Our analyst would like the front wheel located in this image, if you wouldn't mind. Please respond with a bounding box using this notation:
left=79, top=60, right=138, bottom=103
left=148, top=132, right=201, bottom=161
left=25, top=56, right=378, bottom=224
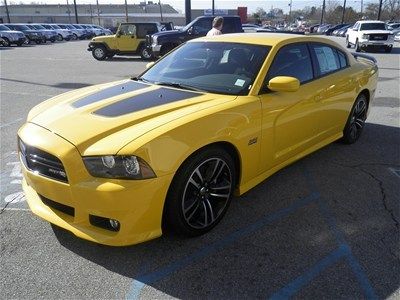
left=140, top=46, right=153, bottom=60
left=346, top=36, right=351, bottom=48
left=2, top=37, right=10, bottom=47
left=164, top=147, right=235, bottom=237
left=57, top=34, right=63, bottom=41
left=342, top=94, right=368, bottom=144
left=92, top=45, right=107, bottom=60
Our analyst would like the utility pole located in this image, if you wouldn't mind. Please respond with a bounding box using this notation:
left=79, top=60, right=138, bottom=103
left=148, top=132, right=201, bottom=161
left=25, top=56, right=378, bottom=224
left=66, top=0, right=71, bottom=23
left=288, top=0, right=292, bottom=24
left=360, top=0, right=363, bottom=16
left=159, top=0, right=163, bottom=21
left=4, top=0, right=11, bottom=23
left=96, top=0, right=100, bottom=25
left=341, top=0, right=346, bottom=24
left=320, top=0, right=325, bottom=25
left=185, top=0, right=191, bottom=24
left=124, top=0, right=129, bottom=22
left=377, top=0, right=383, bottom=20
left=73, top=0, right=78, bottom=24
left=212, top=0, right=215, bottom=16
left=89, top=4, right=93, bottom=23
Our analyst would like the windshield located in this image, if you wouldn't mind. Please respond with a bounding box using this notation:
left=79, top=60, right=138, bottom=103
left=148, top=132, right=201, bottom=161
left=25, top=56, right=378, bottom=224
left=181, top=19, right=198, bottom=32
left=140, top=42, right=270, bottom=95
left=33, top=25, right=46, bottom=30
left=67, top=25, right=76, bottom=29
left=0, top=25, right=10, bottom=30
left=14, top=25, right=30, bottom=30
left=360, top=23, right=386, bottom=30
left=51, top=24, right=61, bottom=29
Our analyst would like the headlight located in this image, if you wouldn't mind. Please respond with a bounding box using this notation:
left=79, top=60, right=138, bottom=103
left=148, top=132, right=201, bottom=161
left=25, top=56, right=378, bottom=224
left=83, top=155, right=156, bottom=179
left=152, top=35, right=158, bottom=45
left=362, top=34, right=369, bottom=39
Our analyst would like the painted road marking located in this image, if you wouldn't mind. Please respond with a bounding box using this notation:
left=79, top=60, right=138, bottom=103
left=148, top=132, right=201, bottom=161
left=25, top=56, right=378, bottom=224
left=0, top=118, right=23, bottom=128
left=126, top=192, right=319, bottom=299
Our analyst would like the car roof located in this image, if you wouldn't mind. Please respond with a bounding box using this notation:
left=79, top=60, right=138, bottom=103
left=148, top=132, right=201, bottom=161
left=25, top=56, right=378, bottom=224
left=196, top=33, right=336, bottom=46
left=357, top=20, right=385, bottom=23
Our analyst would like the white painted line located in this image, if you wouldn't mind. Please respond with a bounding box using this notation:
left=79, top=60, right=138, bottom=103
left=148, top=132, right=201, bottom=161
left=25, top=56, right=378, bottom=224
left=2, top=207, right=30, bottom=211
left=0, top=118, right=23, bottom=128
left=1, top=91, right=56, bottom=97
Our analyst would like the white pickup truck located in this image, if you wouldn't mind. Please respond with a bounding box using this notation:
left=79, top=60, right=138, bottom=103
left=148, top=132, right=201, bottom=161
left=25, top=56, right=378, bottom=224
left=346, top=20, right=394, bottom=53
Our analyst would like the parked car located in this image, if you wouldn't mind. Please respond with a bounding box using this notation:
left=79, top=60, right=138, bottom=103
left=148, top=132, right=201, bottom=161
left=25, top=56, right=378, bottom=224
left=26, top=24, right=57, bottom=43
left=325, top=23, right=349, bottom=35
left=387, top=23, right=400, bottom=30
left=6, top=23, right=45, bottom=44
left=18, top=34, right=378, bottom=246
left=79, top=24, right=99, bottom=37
left=242, top=23, right=260, bottom=33
left=58, top=24, right=86, bottom=40
left=149, top=15, right=243, bottom=57
left=88, top=22, right=162, bottom=60
left=317, top=24, right=332, bottom=33
left=91, top=24, right=113, bottom=36
left=346, top=20, right=395, bottom=52
left=42, top=24, right=74, bottom=41
left=335, top=24, right=353, bottom=36
left=0, top=24, right=26, bottom=46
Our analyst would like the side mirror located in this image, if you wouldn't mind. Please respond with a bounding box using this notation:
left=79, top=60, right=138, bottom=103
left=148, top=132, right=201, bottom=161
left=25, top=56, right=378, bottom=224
left=187, top=27, right=193, bottom=35
left=146, top=61, right=155, bottom=69
left=267, top=76, right=300, bottom=92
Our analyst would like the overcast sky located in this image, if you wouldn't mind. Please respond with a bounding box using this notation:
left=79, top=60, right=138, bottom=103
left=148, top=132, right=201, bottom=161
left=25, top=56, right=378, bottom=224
left=5, top=0, right=375, bottom=14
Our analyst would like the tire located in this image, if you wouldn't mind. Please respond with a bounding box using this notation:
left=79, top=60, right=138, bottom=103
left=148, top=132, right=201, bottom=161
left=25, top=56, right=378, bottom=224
left=16, top=41, right=24, bottom=47
left=72, top=33, right=78, bottom=40
left=35, top=40, right=42, bottom=44
left=355, top=39, right=361, bottom=52
left=140, top=46, right=153, bottom=60
left=346, top=36, right=351, bottom=48
left=92, top=45, right=107, bottom=60
left=164, top=146, right=236, bottom=237
left=57, top=34, right=63, bottom=41
left=160, top=44, right=174, bottom=56
left=342, top=94, right=368, bottom=144
left=385, top=46, right=392, bottom=53
left=2, top=37, right=10, bottom=47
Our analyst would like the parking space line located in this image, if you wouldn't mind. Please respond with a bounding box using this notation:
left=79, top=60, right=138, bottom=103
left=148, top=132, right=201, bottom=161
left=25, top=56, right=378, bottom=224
left=269, top=245, right=349, bottom=300
left=126, top=192, right=319, bottom=300
left=0, top=118, right=23, bottom=128
left=302, top=166, right=378, bottom=300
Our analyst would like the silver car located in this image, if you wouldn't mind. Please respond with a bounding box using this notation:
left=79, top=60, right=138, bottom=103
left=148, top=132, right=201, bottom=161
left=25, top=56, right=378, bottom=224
left=0, top=24, right=26, bottom=46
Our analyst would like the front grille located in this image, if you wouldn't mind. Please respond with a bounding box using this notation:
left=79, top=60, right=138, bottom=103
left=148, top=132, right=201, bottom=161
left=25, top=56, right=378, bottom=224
left=40, top=195, right=75, bottom=217
left=18, top=138, right=68, bottom=183
left=369, top=34, right=388, bottom=41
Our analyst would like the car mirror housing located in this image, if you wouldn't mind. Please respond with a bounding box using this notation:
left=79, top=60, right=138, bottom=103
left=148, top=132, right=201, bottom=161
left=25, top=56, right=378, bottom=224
left=267, top=76, right=300, bottom=92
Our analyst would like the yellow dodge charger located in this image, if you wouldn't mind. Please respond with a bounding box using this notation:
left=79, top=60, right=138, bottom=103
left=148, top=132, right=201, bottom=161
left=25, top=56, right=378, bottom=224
left=18, top=34, right=378, bottom=246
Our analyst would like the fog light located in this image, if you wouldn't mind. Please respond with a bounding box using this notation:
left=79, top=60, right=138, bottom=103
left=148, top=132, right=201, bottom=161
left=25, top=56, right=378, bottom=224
left=109, top=219, right=120, bottom=230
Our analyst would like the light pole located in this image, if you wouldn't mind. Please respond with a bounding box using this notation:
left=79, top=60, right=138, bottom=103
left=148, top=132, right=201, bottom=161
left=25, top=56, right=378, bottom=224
left=66, top=0, right=71, bottom=23
left=288, top=0, right=292, bottom=24
left=341, top=0, right=346, bottom=24
left=212, top=0, right=215, bottom=16
left=377, top=0, right=383, bottom=20
left=320, top=0, right=325, bottom=25
left=125, top=0, right=129, bottom=22
left=96, top=0, right=100, bottom=25
left=73, top=0, right=78, bottom=24
left=4, top=0, right=11, bottom=23
left=159, top=0, right=163, bottom=21
left=185, top=0, right=191, bottom=24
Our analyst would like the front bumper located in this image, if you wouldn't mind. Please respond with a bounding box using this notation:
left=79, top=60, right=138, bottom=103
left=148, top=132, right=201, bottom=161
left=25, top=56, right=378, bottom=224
left=359, top=38, right=394, bottom=48
left=19, top=122, right=173, bottom=246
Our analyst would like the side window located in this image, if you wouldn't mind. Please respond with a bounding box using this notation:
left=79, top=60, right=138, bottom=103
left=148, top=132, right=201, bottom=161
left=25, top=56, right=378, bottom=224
left=266, top=43, right=313, bottom=84
left=310, top=44, right=341, bottom=76
left=136, top=24, right=157, bottom=38
left=119, top=24, right=136, bottom=36
left=193, top=19, right=213, bottom=35
left=222, top=19, right=236, bottom=33
left=336, top=49, right=348, bottom=69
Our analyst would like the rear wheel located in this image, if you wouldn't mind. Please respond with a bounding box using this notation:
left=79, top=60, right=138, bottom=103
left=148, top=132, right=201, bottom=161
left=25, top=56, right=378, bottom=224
left=342, top=94, right=368, bottom=144
left=355, top=39, right=361, bottom=52
left=2, top=37, right=10, bottom=47
left=164, top=147, right=235, bottom=237
left=57, top=34, right=63, bottom=41
left=92, top=45, right=107, bottom=60
left=385, top=46, right=392, bottom=53
left=72, top=33, right=78, bottom=40
left=16, top=41, right=24, bottom=46
left=346, top=36, right=351, bottom=48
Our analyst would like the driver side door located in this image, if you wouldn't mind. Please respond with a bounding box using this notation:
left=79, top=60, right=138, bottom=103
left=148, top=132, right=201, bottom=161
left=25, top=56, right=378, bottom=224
left=187, top=18, right=212, bottom=40
left=259, top=43, right=322, bottom=172
left=117, top=24, right=139, bottom=52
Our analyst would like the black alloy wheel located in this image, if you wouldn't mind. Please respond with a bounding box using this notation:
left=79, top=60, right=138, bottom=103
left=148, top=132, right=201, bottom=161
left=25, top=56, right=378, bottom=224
left=164, top=147, right=235, bottom=236
left=342, top=94, right=368, bottom=144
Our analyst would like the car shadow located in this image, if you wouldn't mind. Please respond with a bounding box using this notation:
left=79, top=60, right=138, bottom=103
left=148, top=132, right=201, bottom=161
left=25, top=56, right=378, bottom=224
left=105, top=57, right=147, bottom=62
left=52, top=122, right=400, bottom=299
left=0, top=77, right=92, bottom=89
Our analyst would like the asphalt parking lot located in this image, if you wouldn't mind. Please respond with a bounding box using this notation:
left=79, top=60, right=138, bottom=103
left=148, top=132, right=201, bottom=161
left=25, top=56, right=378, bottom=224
left=1, top=37, right=399, bottom=299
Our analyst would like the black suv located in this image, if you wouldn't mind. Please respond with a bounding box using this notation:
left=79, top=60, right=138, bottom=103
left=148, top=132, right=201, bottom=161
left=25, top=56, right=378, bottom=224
left=148, top=15, right=243, bottom=57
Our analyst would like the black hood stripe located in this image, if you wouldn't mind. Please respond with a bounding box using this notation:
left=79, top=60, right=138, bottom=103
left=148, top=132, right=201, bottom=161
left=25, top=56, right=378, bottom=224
left=72, top=81, right=147, bottom=108
left=93, top=88, right=201, bottom=117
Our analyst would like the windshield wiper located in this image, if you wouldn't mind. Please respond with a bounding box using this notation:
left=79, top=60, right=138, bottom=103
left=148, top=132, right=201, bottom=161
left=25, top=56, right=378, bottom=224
left=154, top=81, right=206, bottom=93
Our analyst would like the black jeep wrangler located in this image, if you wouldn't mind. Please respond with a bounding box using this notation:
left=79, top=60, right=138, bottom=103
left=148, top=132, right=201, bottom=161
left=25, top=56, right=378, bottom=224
left=147, top=15, right=243, bottom=57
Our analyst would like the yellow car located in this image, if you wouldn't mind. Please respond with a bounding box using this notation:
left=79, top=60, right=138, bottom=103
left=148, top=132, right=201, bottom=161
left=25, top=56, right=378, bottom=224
left=18, top=34, right=378, bottom=246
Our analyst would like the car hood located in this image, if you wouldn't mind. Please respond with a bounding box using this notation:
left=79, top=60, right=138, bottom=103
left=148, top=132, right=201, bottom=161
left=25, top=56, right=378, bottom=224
left=152, top=30, right=183, bottom=38
left=92, top=35, right=116, bottom=42
left=1, top=30, right=22, bottom=35
left=28, top=80, right=236, bottom=155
